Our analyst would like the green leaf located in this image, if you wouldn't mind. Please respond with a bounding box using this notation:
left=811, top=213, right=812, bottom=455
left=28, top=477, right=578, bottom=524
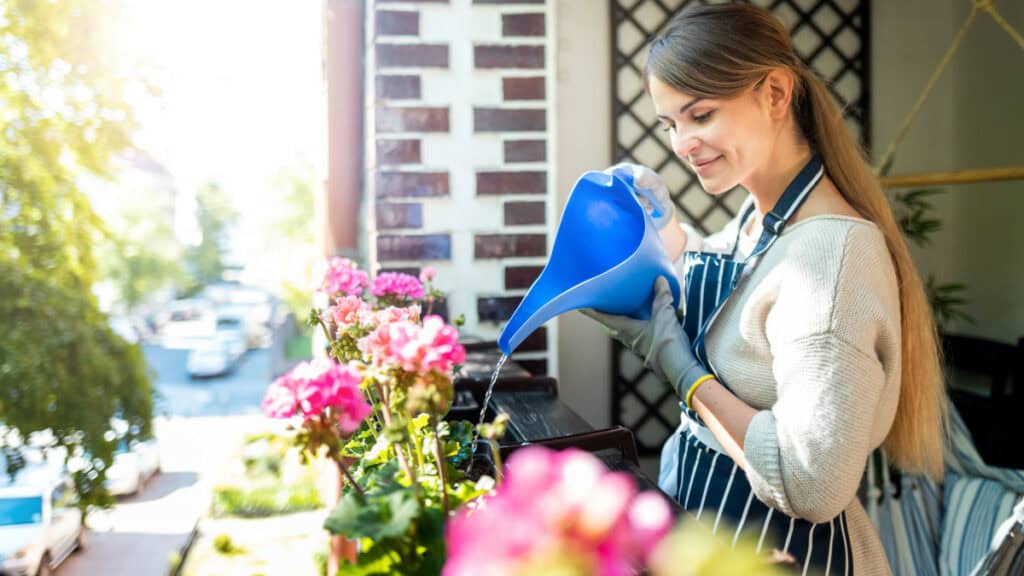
left=324, top=488, right=420, bottom=542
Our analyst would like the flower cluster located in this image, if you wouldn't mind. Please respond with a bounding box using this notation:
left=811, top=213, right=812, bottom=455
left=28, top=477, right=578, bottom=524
left=443, top=446, right=673, bottom=576
left=314, top=257, right=369, bottom=298
left=262, top=358, right=372, bottom=433
left=359, top=315, right=465, bottom=375
left=371, top=271, right=425, bottom=301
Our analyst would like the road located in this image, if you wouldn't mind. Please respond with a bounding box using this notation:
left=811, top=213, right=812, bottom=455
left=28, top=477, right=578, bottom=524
left=58, top=346, right=278, bottom=576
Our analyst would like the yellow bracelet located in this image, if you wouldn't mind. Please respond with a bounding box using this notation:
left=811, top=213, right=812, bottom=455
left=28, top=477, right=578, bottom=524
left=684, top=374, right=717, bottom=410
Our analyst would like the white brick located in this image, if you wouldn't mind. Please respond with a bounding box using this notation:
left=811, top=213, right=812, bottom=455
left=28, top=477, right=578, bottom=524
left=422, top=135, right=503, bottom=168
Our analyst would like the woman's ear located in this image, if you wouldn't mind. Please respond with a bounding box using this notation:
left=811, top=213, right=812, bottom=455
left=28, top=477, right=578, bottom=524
left=762, top=68, right=794, bottom=120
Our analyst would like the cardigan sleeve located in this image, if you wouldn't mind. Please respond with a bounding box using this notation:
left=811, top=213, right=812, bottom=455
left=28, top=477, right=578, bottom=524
left=741, top=224, right=901, bottom=523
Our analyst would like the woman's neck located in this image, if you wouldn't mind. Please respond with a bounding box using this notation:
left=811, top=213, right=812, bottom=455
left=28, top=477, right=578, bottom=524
left=742, top=128, right=814, bottom=217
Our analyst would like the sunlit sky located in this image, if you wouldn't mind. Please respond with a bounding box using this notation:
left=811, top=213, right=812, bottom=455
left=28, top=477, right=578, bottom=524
left=116, top=0, right=325, bottom=271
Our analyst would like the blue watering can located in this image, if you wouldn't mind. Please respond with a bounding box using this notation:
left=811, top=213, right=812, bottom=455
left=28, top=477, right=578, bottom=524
left=497, top=170, right=682, bottom=355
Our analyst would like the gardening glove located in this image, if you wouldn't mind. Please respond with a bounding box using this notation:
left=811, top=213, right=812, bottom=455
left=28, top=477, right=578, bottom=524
left=580, top=277, right=711, bottom=400
left=603, top=162, right=674, bottom=231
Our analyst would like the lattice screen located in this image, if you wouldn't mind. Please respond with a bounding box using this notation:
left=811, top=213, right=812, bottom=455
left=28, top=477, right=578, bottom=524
left=610, top=0, right=871, bottom=455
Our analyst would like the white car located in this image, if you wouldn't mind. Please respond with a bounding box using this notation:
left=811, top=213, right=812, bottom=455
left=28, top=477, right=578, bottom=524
left=0, top=463, right=85, bottom=576
left=104, top=437, right=161, bottom=497
left=186, top=339, right=234, bottom=379
left=215, top=314, right=248, bottom=361
left=160, top=299, right=217, bottom=349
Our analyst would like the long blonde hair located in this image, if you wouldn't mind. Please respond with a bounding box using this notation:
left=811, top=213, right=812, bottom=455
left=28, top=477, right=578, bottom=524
left=646, top=4, right=947, bottom=479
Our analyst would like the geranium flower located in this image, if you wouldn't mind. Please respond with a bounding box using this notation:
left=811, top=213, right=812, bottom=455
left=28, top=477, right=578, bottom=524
left=371, top=272, right=425, bottom=300
left=443, top=447, right=673, bottom=576
left=314, top=257, right=369, bottom=298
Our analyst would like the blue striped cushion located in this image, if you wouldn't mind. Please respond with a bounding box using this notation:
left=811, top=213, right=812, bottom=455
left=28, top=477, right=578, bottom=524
left=939, top=470, right=1023, bottom=576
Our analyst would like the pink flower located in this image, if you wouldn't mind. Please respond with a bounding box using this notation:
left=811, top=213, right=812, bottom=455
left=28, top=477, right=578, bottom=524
left=315, top=257, right=369, bottom=298
left=356, top=305, right=421, bottom=329
left=359, top=315, right=465, bottom=375
left=443, top=447, right=673, bottom=576
left=419, top=266, right=437, bottom=283
left=371, top=272, right=425, bottom=301
left=262, top=358, right=371, bottom=431
left=329, top=295, right=370, bottom=328
left=262, top=373, right=298, bottom=418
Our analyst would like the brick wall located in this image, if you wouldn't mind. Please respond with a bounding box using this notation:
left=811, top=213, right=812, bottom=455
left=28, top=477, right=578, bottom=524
left=366, top=0, right=554, bottom=375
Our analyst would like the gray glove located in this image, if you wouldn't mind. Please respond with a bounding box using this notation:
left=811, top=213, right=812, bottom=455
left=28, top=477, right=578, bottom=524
left=580, top=277, right=710, bottom=399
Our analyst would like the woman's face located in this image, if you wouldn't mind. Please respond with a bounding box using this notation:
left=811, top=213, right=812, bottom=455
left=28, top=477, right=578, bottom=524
left=649, top=74, right=774, bottom=196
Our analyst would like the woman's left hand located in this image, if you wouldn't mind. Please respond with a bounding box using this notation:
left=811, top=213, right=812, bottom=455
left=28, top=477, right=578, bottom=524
left=581, top=277, right=710, bottom=397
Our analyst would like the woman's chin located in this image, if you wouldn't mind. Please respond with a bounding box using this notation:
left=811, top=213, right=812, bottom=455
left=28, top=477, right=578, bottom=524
left=699, top=177, right=738, bottom=196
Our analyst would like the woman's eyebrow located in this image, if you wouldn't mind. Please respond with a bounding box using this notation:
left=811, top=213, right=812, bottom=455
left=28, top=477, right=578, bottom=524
left=656, top=97, right=704, bottom=120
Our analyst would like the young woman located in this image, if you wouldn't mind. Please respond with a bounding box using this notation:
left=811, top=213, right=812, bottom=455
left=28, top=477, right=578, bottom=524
left=586, top=4, right=947, bottom=574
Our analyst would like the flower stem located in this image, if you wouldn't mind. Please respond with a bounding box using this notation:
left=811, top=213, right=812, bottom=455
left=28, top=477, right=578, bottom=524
left=488, top=438, right=503, bottom=487
left=431, top=418, right=450, bottom=515
left=335, top=457, right=366, bottom=503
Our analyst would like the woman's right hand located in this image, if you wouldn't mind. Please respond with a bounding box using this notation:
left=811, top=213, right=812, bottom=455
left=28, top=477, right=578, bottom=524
left=603, top=163, right=673, bottom=227
left=604, top=162, right=688, bottom=261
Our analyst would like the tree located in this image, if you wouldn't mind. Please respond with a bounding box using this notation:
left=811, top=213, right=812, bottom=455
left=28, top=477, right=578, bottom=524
left=0, top=0, right=154, bottom=514
left=97, top=189, right=187, bottom=312
left=185, top=181, right=237, bottom=291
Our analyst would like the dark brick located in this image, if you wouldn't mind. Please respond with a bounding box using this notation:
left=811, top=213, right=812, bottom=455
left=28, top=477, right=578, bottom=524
left=474, top=45, right=545, bottom=69
left=505, top=265, right=543, bottom=289
left=377, top=107, right=449, bottom=132
left=502, top=13, right=545, bottom=37
left=378, top=44, right=448, bottom=68
left=376, top=203, right=423, bottom=229
left=376, top=10, right=418, bottom=36
left=513, top=357, right=548, bottom=376
left=474, top=108, right=545, bottom=132
left=376, top=75, right=421, bottom=99
left=504, top=201, right=545, bottom=225
left=376, top=139, right=421, bottom=164
left=516, top=326, right=548, bottom=351
left=503, top=76, right=545, bottom=100
left=378, top=234, right=451, bottom=261
left=475, top=234, right=546, bottom=258
left=377, top=172, right=449, bottom=198
left=477, top=171, right=546, bottom=196
left=378, top=267, right=420, bottom=277
left=504, top=139, right=546, bottom=162
left=477, top=295, right=523, bottom=323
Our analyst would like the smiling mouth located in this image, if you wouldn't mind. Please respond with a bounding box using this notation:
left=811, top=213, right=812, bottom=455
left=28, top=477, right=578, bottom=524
left=691, top=155, right=722, bottom=172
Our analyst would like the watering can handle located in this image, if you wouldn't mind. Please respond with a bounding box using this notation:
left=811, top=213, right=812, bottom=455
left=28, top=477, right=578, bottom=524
left=634, top=186, right=665, bottom=220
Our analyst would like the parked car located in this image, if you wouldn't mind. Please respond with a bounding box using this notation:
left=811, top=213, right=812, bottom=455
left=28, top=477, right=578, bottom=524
left=159, top=299, right=216, bottom=349
left=186, top=339, right=234, bottom=379
left=215, top=314, right=248, bottom=361
left=0, top=462, right=85, bottom=576
left=104, top=436, right=161, bottom=497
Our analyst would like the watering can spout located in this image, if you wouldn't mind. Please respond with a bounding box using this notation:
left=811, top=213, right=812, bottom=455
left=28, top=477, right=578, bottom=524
left=497, top=171, right=681, bottom=355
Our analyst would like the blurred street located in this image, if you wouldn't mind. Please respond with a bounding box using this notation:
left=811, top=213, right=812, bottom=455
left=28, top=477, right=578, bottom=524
left=57, top=345, right=277, bottom=575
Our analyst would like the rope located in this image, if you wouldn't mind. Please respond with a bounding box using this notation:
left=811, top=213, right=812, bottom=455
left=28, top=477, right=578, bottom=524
left=873, top=0, right=1024, bottom=175
left=979, top=0, right=1024, bottom=51
left=873, top=4, right=980, bottom=174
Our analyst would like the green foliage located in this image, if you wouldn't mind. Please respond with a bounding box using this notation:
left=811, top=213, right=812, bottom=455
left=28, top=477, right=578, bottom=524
left=0, top=0, right=154, bottom=518
left=210, top=482, right=321, bottom=518
left=96, top=189, right=186, bottom=311
left=890, top=186, right=973, bottom=328
left=212, top=533, right=245, bottom=556
left=323, top=416, right=489, bottom=576
left=184, top=181, right=237, bottom=292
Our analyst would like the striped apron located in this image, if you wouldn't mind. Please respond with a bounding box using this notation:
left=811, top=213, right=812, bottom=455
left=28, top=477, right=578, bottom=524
left=660, top=154, right=856, bottom=575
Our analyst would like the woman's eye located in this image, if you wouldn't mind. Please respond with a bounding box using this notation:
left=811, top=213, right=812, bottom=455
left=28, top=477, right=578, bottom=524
left=693, top=110, right=714, bottom=124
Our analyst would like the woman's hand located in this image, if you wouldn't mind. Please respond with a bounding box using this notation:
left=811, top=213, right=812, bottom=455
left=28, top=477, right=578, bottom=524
left=604, top=163, right=688, bottom=261
left=580, top=277, right=708, bottom=398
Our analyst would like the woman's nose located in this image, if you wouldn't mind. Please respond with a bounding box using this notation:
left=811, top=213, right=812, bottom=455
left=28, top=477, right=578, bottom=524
left=673, top=134, right=701, bottom=160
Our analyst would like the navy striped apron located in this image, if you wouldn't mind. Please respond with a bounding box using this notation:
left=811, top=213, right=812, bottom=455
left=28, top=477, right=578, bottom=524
left=668, top=154, right=856, bottom=575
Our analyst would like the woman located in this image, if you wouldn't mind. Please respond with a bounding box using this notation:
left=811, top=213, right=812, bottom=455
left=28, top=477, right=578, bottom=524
left=586, top=4, right=947, bottom=574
